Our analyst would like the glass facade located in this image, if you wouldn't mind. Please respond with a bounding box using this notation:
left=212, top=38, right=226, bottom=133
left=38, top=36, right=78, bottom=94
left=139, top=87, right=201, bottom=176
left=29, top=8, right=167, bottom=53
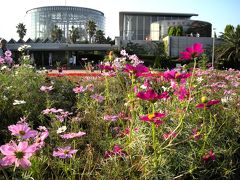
left=160, top=20, right=212, bottom=38
left=119, top=12, right=201, bottom=40
left=26, top=6, right=105, bottom=40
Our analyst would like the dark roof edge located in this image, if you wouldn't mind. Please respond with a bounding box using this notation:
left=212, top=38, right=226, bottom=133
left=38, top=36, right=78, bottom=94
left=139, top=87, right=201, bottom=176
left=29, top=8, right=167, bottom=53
left=119, top=11, right=198, bottom=17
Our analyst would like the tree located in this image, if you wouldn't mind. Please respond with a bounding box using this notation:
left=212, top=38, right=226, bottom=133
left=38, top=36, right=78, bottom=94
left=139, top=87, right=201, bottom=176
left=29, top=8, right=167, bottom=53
left=69, top=26, right=80, bottom=43
left=51, top=25, right=63, bottom=41
left=168, top=26, right=177, bottom=36
left=215, top=24, right=240, bottom=69
left=167, top=26, right=183, bottom=36
left=95, top=30, right=106, bottom=44
left=224, top=24, right=234, bottom=34
left=105, top=36, right=115, bottom=45
left=176, top=26, right=183, bottom=36
left=16, top=23, right=27, bottom=40
left=86, top=20, right=97, bottom=43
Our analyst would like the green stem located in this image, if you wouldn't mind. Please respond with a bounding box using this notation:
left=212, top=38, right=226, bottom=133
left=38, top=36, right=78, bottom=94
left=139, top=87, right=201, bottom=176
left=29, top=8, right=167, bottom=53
left=76, top=93, right=81, bottom=110
left=128, top=73, right=136, bottom=143
left=104, top=76, right=110, bottom=106
left=151, top=103, right=157, bottom=167
left=1, top=169, right=9, bottom=180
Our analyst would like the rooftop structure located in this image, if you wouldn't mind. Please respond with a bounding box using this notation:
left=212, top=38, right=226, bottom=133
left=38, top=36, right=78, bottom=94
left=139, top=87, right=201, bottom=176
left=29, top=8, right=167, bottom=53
left=26, top=6, right=105, bottom=40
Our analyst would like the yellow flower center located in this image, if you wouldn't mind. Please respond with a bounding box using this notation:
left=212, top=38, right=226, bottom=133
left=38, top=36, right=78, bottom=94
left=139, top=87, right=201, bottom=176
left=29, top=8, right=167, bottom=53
left=64, top=150, right=69, bottom=154
left=19, top=130, right=26, bottom=136
left=201, top=96, right=208, bottom=103
left=15, top=151, right=24, bottom=159
left=148, top=114, right=155, bottom=119
left=175, top=72, right=181, bottom=78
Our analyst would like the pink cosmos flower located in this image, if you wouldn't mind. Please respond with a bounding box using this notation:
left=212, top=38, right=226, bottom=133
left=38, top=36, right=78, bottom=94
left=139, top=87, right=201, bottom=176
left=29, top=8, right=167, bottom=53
left=202, top=150, right=216, bottom=162
left=40, top=85, right=53, bottom=93
left=91, top=94, right=105, bottom=103
left=4, top=56, right=13, bottom=65
left=129, top=54, right=144, bottom=66
left=103, top=115, right=119, bottom=121
left=42, top=108, right=63, bottom=114
left=4, top=50, right=12, bottom=57
left=86, top=84, right=94, bottom=92
left=0, top=57, right=4, bottom=64
left=53, top=146, right=78, bottom=158
left=8, top=123, right=38, bottom=139
left=0, top=141, right=37, bottom=168
left=34, top=130, right=49, bottom=149
left=73, top=86, right=86, bottom=93
left=120, top=49, right=128, bottom=56
left=60, top=131, right=86, bottom=139
left=195, top=100, right=220, bottom=109
left=180, top=43, right=204, bottom=60
left=55, top=110, right=72, bottom=122
left=137, top=89, right=169, bottom=101
left=140, top=113, right=165, bottom=127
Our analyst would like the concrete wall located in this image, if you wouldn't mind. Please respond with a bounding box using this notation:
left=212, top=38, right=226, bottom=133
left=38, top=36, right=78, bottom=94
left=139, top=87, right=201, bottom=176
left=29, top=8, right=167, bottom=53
left=163, top=36, right=217, bottom=57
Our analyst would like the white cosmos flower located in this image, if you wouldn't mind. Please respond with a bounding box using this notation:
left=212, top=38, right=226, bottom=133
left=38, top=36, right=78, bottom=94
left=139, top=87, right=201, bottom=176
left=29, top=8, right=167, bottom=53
left=140, top=84, right=147, bottom=89
left=196, top=77, right=204, bottom=83
left=13, top=100, right=26, bottom=105
left=57, top=126, right=67, bottom=134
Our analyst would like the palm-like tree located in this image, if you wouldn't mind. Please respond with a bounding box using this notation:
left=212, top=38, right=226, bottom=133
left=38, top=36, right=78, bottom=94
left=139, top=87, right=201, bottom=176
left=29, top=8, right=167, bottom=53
left=16, top=23, right=27, bottom=40
left=86, top=20, right=97, bottom=43
left=69, top=26, right=80, bottom=43
left=51, top=25, right=63, bottom=41
left=95, top=30, right=106, bottom=44
left=215, top=24, right=240, bottom=68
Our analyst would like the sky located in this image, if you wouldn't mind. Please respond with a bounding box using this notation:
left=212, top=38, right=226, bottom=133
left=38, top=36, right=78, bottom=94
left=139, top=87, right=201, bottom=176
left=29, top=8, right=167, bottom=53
left=0, top=0, right=239, bottom=41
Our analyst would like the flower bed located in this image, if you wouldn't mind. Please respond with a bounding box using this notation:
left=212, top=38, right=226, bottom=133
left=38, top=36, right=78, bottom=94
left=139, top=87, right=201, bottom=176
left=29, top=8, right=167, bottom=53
left=0, top=44, right=240, bottom=179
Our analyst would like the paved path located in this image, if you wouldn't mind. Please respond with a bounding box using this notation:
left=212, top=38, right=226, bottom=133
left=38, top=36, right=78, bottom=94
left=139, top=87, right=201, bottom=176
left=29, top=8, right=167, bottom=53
left=47, top=69, right=101, bottom=74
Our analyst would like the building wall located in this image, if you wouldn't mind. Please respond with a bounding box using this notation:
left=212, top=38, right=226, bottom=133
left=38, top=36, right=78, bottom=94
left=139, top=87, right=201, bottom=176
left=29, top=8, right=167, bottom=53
left=26, top=6, right=105, bottom=40
left=119, top=12, right=194, bottom=41
left=163, top=36, right=216, bottom=57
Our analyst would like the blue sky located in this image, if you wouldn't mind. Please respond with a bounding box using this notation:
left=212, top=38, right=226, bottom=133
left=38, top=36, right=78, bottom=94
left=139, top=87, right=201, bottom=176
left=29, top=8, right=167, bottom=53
left=0, top=0, right=239, bottom=40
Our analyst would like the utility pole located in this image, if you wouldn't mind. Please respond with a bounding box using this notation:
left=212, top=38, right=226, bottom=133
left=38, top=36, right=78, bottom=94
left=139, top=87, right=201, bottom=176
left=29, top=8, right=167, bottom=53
left=212, top=28, right=216, bottom=68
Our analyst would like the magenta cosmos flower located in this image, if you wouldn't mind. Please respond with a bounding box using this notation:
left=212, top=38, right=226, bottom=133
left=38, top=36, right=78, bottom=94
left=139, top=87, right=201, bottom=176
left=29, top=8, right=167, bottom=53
left=192, top=128, right=202, bottom=141
left=140, top=112, right=165, bottom=127
left=60, top=131, right=86, bottom=139
left=180, top=43, right=204, bottom=60
left=104, top=145, right=126, bottom=159
left=195, top=100, right=220, bottom=109
left=0, top=141, right=37, bottom=168
left=137, top=89, right=169, bottom=101
left=124, top=64, right=149, bottom=77
left=53, top=146, right=78, bottom=158
left=202, top=150, right=216, bottom=163
left=8, top=123, right=38, bottom=139
left=163, top=131, right=177, bottom=140
left=163, top=69, right=191, bottom=81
